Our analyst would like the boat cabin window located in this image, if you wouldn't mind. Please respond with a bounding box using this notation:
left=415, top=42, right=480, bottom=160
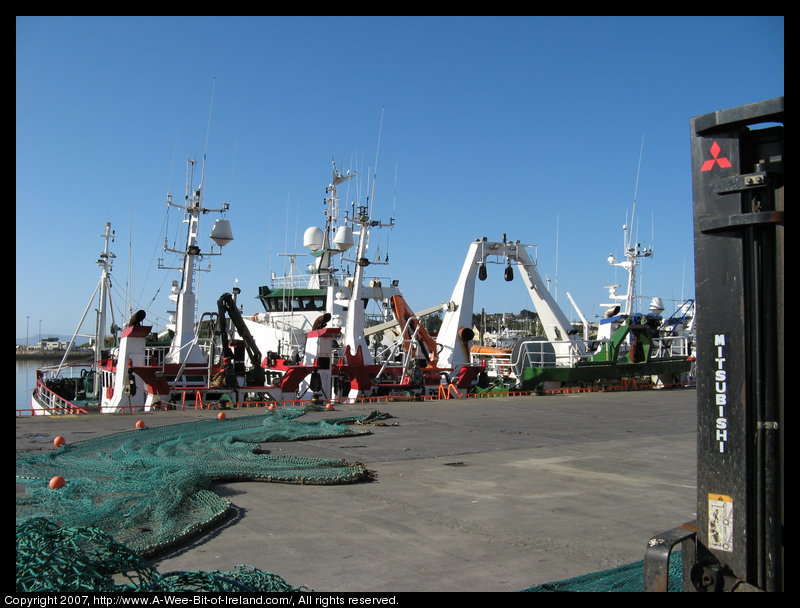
left=264, top=295, right=326, bottom=313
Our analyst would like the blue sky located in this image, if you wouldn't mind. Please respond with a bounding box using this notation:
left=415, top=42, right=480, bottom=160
left=16, top=16, right=784, bottom=341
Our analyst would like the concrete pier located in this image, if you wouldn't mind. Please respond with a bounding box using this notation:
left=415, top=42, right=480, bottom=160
left=16, top=389, right=697, bottom=592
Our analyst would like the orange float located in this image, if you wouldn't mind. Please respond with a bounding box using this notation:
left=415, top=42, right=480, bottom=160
left=49, top=476, right=66, bottom=489
left=135, top=420, right=146, bottom=429
left=53, top=436, right=66, bottom=447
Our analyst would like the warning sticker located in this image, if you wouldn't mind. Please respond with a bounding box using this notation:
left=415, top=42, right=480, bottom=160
left=708, top=493, right=734, bottom=552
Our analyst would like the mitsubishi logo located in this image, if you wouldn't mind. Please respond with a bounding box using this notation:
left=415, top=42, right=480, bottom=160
left=701, top=141, right=732, bottom=172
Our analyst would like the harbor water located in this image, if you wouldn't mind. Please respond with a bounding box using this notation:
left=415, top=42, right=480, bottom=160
left=16, top=357, right=43, bottom=415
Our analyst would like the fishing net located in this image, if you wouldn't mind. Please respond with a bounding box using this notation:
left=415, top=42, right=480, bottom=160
left=16, top=407, right=380, bottom=558
left=17, top=406, right=684, bottom=593
left=17, top=514, right=683, bottom=593
left=520, top=550, right=683, bottom=592
left=15, top=517, right=308, bottom=592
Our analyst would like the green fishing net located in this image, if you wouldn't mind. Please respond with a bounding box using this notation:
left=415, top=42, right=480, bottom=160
left=16, top=407, right=378, bottom=557
left=17, top=406, right=683, bottom=593
left=520, top=551, right=683, bottom=592
left=15, top=517, right=308, bottom=592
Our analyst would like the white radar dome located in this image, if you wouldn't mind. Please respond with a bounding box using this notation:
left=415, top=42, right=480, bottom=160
left=304, top=226, right=324, bottom=251
left=210, top=219, right=234, bottom=247
left=649, top=297, right=665, bottom=314
left=333, top=225, right=354, bottom=251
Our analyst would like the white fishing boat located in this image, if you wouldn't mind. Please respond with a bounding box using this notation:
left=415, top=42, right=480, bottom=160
left=452, top=223, right=695, bottom=392
left=439, top=235, right=586, bottom=391
left=240, top=164, right=385, bottom=364
left=31, top=158, right=236, bottom=414
left=30, top=222, right=118, bottom=414
left=236, top=163, right=465, bottom=402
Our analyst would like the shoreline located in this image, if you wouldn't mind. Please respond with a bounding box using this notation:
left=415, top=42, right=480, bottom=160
left=15, top=351, right=94, bottom=361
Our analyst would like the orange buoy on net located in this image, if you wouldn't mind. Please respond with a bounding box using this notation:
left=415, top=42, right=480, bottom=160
left=217, top=412, right=226, bottom=420
left=49, top=476, right=66, bottom=489
left=53, top=436, right=66, bottom=447
left=325, top=403, right=335, bottom=411
left=135, top=420, right=146, bottom=430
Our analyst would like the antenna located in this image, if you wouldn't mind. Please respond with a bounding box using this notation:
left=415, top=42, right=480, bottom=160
left=629, top=134, right=645, bottom=251
left=555, top=214, right=560, bottom=301
left=368, top=106, right=385, bottom=218
left=199, top=77, right=217, bottom=190
left=633, top=135, right=644, bottom=201
left=385, top=160, right=399, bottom=262
left=605, top=135, right=652, bottom=315
left=392, top=161, right=399, bottom=219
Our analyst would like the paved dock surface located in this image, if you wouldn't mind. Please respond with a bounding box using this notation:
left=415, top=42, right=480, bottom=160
left=16, top=389, right=697, bottom=593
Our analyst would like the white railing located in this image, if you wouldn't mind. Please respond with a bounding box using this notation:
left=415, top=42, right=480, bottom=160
left=654, top=335, right=694, bottom=358
left=35, top=362, right=95, bottom=379
left=144, top=345, right=170, bottom=366
left=510, top=339, right=585, bottom=370
left=31, top=378, right=89, bottom=415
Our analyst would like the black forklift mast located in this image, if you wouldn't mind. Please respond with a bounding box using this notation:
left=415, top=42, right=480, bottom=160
left=644, top=97, right=784, bottom=592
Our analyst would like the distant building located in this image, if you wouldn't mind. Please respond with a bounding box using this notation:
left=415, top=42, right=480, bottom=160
left=39, top=337, right=67, bottom=350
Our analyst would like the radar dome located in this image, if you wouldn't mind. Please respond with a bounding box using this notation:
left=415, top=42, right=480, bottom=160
left=649, top=297, right=665, bottom=314
left=210, top=219, right=234, bottom=247
left=333, top=226, right=354, bottom=251
left=303, top=226, right=324, bottom=251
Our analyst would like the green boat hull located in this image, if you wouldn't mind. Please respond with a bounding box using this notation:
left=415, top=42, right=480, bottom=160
left=518, top=357, right=692, bottom=390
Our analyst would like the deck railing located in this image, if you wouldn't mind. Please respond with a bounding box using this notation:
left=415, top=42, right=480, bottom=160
left=30, top=379, right=89, bottom=415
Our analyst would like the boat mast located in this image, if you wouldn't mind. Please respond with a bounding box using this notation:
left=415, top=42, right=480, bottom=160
left=605, top=140, right=652, bottom=316
left=309, top=162, right=355, bottom=289
left=342, top=205, right=372, bottom=359
left=161, top=158, right=232, bottom=364
left=95, top=222, right=114, bottom=361
left=606, top=207, right=653, bottom=315
left=56, top=222, right=116, bottom=376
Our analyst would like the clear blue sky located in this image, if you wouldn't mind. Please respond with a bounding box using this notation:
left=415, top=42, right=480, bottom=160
left=16, top=16, right=784, bottom=341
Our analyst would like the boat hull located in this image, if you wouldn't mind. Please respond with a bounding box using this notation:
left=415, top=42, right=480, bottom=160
left=518, top=357, right=693, bottom=390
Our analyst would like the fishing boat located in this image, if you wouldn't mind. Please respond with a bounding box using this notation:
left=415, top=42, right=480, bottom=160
left=439, top=235, right=586, bottom=391
left=236, top=163, right=472, bottom=402
left=448, top=225, right=695, bottom=393
left=585, top=217, right=695, bottom=384
left=30, top=159, right=236, bottom=415
left=30, top=222, right=117, bottom=414
left=30, top=159, right=468, bottom=414
left=514, top=217, right=694, bottom=391
left=239, top=164, right=386, bottom=364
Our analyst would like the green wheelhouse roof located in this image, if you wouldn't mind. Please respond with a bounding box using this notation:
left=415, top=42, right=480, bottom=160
left=257, top=288, right=326, bottom=299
